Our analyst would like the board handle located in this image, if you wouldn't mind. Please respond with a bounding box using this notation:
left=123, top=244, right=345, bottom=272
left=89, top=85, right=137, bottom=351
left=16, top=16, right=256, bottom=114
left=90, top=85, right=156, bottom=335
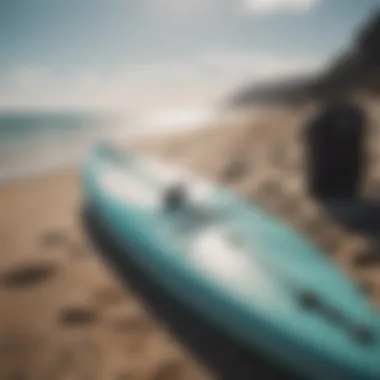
left=163, top=183, right=188, bottom=212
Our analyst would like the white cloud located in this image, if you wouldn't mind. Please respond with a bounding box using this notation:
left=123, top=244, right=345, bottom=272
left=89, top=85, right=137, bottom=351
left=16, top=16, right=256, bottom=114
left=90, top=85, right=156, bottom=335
left=244, top=0, right=318, bottom=14
left=0, top=51, right=327, bottom=112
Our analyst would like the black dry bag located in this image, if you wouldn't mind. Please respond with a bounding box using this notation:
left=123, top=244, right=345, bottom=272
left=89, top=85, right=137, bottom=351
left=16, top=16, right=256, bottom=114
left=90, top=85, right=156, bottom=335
left=304, top=100, right=367, bottom=200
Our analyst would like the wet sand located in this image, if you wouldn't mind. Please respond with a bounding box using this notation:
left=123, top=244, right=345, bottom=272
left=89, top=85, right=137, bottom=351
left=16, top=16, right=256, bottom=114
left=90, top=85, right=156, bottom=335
left=1, top=104, right=380, bottom=379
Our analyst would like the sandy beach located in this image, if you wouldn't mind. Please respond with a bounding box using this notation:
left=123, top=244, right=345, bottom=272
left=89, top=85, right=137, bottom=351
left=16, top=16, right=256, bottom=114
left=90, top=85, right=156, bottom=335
left=0, top=169, right=210, bottom=379
left=1, top=104, right=380, bottom=379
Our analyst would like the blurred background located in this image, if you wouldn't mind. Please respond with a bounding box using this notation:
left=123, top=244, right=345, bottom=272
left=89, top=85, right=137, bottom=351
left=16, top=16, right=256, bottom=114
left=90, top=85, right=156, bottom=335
left=2, top=1, right=380, bottom=379
left=1, top=0, right=379, bottom=181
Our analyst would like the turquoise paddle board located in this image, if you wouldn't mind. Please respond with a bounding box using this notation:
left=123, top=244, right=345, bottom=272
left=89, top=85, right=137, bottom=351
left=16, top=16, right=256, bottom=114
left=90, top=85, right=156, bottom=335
left=82, top=143, right=380, bottom=380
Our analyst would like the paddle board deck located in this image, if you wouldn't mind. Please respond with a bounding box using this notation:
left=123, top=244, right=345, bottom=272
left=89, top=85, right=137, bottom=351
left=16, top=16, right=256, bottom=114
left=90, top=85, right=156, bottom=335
left=82, top=143, right=380, bottom=380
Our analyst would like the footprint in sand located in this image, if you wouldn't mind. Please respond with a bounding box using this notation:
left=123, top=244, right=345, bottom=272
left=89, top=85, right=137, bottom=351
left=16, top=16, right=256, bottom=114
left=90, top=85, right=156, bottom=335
left=315, top=232, right=343, bottom=254
left=41, top=228, right=91, bottom=262
left=353, top=246, right=380, bottom=268
left=257, top=180, right=283, bottom=200
left=303, top=216, right=329, bottom=237
left=111, top=315, right=152, bottom=354
left=40, top=229, right=68, bottom=247
left=42, top=343, right=96, bottom=380
left=221, top=160, right=247, bottom=184
left=122, top=337, right=147, bottom=355
left=111, top=315, right=151, bottom=334
left=6, top=372, right=26, bottom=380
left=93, top=286, right=128, bottom=308
left=0, top=261, right=58, bottom=290
left=67, top=241, right=89, bottom=260
left=58, top=306, right=99, bottom=327
left=278, top=196, right=302, bottom=218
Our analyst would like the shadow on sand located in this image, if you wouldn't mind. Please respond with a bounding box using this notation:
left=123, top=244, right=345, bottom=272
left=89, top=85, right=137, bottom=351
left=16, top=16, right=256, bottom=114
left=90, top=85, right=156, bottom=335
left=81, top=205, right=305, bottom=380
left=321, top=195, right=380, bottom=266
left=323, top=196, right=380, bottom=238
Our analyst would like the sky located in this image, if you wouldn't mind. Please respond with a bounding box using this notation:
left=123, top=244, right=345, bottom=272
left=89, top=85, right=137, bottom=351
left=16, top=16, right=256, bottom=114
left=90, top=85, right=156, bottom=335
left=0, top=0, right=378, bottom=113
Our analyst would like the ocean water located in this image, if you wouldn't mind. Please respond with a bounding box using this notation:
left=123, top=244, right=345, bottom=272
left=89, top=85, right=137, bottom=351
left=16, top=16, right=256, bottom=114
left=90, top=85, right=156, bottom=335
left=0, top=111, right=132, bottom=182
left=0, top=108, right=217, bottom=183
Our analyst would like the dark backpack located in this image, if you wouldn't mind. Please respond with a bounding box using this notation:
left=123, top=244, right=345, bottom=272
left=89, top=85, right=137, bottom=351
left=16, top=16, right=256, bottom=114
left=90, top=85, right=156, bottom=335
left=303, top=100, right=367, bottom=200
